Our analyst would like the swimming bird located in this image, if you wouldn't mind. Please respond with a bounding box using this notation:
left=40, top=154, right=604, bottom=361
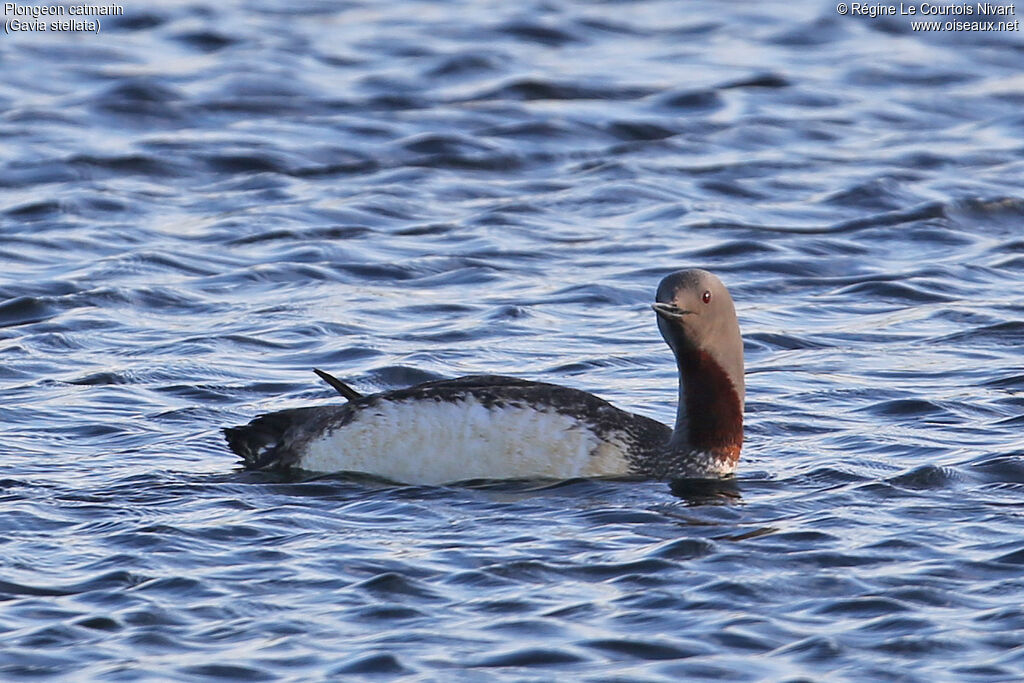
left=224, top=269, right=744, bottom=484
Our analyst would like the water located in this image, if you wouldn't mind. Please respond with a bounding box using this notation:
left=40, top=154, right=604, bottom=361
left=2, top=0, right=1024, bottom=679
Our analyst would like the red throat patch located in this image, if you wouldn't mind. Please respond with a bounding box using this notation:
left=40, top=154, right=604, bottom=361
left=679, top=348, right=744, bottom=464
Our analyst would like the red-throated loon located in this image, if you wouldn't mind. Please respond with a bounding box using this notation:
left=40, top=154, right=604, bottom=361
left=224, top=269, right=744, bottom=484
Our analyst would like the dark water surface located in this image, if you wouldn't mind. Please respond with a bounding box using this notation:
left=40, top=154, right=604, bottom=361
left=3, top=0, right=1024, bottom=680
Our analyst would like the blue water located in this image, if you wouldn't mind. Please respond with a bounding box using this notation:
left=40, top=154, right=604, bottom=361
left=3, top=0, right=1024, bottom=679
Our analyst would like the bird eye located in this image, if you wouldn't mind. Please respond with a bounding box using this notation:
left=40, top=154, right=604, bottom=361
left=702, top=290, right=712, bottom=304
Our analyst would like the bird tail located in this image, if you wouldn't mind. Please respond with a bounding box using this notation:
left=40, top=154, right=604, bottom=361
left=223, top=407, right=318, bottom=470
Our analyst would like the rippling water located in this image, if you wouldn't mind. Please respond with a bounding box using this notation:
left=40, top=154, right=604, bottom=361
left=3, top=0, right=1024, bottom=679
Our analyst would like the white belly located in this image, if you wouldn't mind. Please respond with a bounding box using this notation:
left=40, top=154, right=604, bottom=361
left=297, top=395, right=632, bottom=485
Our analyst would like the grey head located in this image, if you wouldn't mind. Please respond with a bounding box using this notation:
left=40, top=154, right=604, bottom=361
left=651, top=269, right=744, bottom=464
left=651, top=269, right=744, bottom=407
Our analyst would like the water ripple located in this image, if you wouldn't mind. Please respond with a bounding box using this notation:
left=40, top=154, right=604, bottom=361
left=3, top=0, right=1024, bottom=679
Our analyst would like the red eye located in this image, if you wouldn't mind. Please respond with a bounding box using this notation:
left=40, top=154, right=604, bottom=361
left=702, top=290, right=712, bottom=304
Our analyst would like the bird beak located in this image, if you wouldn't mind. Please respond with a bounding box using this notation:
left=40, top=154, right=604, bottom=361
left=651, top=303, right=691, bottom=320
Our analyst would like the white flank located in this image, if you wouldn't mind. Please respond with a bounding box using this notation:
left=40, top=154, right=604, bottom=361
left=298, top=396, right=632, bottom=485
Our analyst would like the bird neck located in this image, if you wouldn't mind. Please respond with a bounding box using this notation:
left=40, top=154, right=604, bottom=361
left=669, top=346, right=744, bottom=467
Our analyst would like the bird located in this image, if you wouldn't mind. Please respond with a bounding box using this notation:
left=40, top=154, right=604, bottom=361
left=223, top=269, right=744, bottom=484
